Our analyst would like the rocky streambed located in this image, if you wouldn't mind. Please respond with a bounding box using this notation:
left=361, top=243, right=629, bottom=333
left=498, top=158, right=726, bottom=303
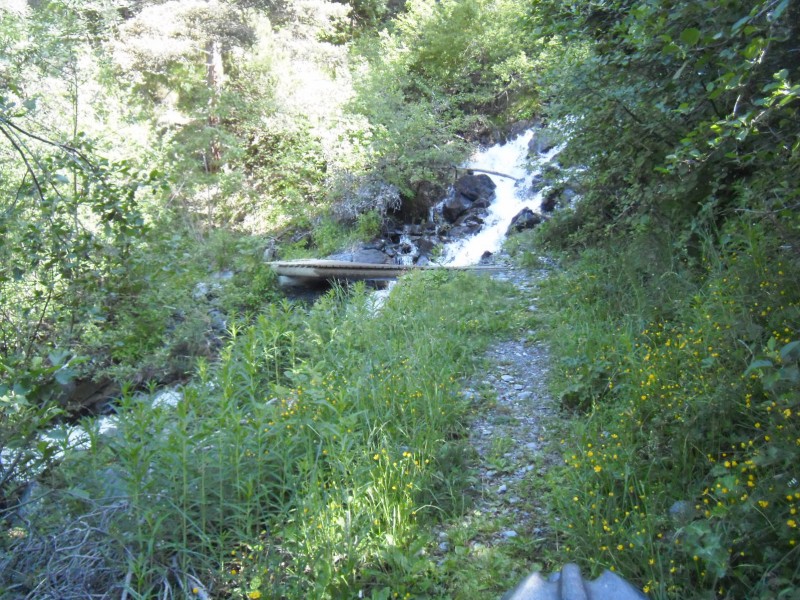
left=318, top=124, right=578, bottom=271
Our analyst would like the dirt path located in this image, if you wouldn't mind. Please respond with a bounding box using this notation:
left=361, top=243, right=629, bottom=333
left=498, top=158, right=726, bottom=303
left=432, top=254, right=566, bottom=596
left=464, top=253, right=563, bottom=538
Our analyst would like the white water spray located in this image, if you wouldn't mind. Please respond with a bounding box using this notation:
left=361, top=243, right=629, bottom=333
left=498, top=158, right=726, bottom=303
left=440, top=131, right=560, bottom=266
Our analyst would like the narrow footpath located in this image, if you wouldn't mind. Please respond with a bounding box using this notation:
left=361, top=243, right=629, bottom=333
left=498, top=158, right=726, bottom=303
left=434, top=253, right=567, bottom=595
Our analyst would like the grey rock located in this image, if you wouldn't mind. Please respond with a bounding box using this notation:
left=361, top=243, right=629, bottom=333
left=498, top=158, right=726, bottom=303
left=152, top=388, right=183, bottom=409
left=442, top=193, right=473, bottom=223
left=193, top=282, right=211, bottom=301
left=209, top=309, right=227, bottom=333
left=507, top=208, right=545, bottom=235
left=455, top=173, right=497, bottom=203
left=528, top=129, right=557, bottom=155
left=530, top=173, right=547, bottom=194
left=502, top=530, right=518, bottom=539
left=498, top=484, right=508, bottom=494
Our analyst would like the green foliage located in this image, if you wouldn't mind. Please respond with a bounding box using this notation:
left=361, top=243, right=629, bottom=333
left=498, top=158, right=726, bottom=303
left=510, top=3, right=800, bottom=595
left=0, top=113, right=154, bottom=372
left=521, top=220, right=800, bottom=598
left=530, top=0, right=800, bottom=248
left=1, top=272, right=520, bottom=597
left=348, top=0, right=545, bottom=208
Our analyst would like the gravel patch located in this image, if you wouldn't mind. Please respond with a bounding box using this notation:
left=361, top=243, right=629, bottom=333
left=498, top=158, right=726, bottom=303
left=454, top=252, right=563, bottom=547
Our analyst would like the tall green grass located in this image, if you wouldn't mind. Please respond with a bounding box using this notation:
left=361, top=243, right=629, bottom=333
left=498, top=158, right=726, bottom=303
left=525, top=221, right=800, bottom=599
left=94, top=271, right=520, bottom=598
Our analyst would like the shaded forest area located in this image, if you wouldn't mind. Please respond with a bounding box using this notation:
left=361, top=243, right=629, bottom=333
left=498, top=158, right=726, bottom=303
left=1, top=0, right=799, bottom=598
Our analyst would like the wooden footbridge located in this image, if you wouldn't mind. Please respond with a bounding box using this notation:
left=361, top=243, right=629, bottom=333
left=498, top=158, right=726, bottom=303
left=268, top=259, right=504, bottom=286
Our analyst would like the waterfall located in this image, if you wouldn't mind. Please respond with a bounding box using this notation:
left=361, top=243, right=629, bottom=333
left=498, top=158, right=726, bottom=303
left=440, top=130, right=560, bottom=266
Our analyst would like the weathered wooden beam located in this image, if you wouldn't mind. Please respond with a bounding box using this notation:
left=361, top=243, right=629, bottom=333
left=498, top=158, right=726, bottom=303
left=268, top=260, right=508, bottom=286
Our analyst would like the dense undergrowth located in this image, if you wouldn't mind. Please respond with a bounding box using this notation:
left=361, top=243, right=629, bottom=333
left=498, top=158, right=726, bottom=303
left=2, top=272, right=528, bottom=598
left=3, top=0, right=800, bottom=597
left=502, top=0, right=800, bottom=596
left=520, top=221, right=800, bottom=598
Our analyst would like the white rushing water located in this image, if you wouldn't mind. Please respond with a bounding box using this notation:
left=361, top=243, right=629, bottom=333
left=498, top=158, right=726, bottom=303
left=440, top=130, right=560, bottom=266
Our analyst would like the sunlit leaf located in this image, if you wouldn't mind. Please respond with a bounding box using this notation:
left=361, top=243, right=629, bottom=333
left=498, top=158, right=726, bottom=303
left=680, top=28, right=701, bottom=46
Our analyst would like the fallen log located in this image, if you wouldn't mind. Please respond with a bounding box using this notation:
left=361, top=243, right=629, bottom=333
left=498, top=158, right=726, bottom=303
left=453, top=166, right=520, bottom=181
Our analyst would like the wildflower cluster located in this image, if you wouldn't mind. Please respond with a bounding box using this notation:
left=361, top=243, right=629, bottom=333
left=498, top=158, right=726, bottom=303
left=542, top=228, right=800, bottom=597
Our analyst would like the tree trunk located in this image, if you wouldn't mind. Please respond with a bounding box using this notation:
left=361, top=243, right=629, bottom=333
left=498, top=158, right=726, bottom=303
left=205, top=38, right=224, bottom=173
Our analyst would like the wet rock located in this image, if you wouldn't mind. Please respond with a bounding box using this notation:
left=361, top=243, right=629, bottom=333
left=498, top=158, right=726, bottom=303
left=528, top=129, right=557, bottom=155
left=541, top=186, right=579, bottom=213
left=529, top=173, right=547, bottom=195
left=443, top=193, right=474, bottom=223
left=403, top=180, right=446, bottom=221
left=540, top=187, right=561, bottom=213
left=507, top=119, right=539, bottom=140
left=455, top=173, right=497, bottom=203
left=507, top=208, right=545, bottom=235
left=448, top=223, right=480, bottom=238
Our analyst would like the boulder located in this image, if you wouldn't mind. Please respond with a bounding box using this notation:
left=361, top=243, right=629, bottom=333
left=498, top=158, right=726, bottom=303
left=507, top=208, right=545, bottom=235
left=455, top=173, right=496, bottom=203
left=541, top=187, right=560, bottom=213
left=442, top=193, right=474, bottom=223
left=453, top=212, right=484, bottom=233
left=529, top=174, right=547, bottom=195
left=401, top=180, right=445, bottom=221
left=506, top=119, right=538, bottom=140
left=528, top=129, right=556, bottom=155
left=415, top=236, right=437, bottom=258
left=541, top=186, right=579, bottom=213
